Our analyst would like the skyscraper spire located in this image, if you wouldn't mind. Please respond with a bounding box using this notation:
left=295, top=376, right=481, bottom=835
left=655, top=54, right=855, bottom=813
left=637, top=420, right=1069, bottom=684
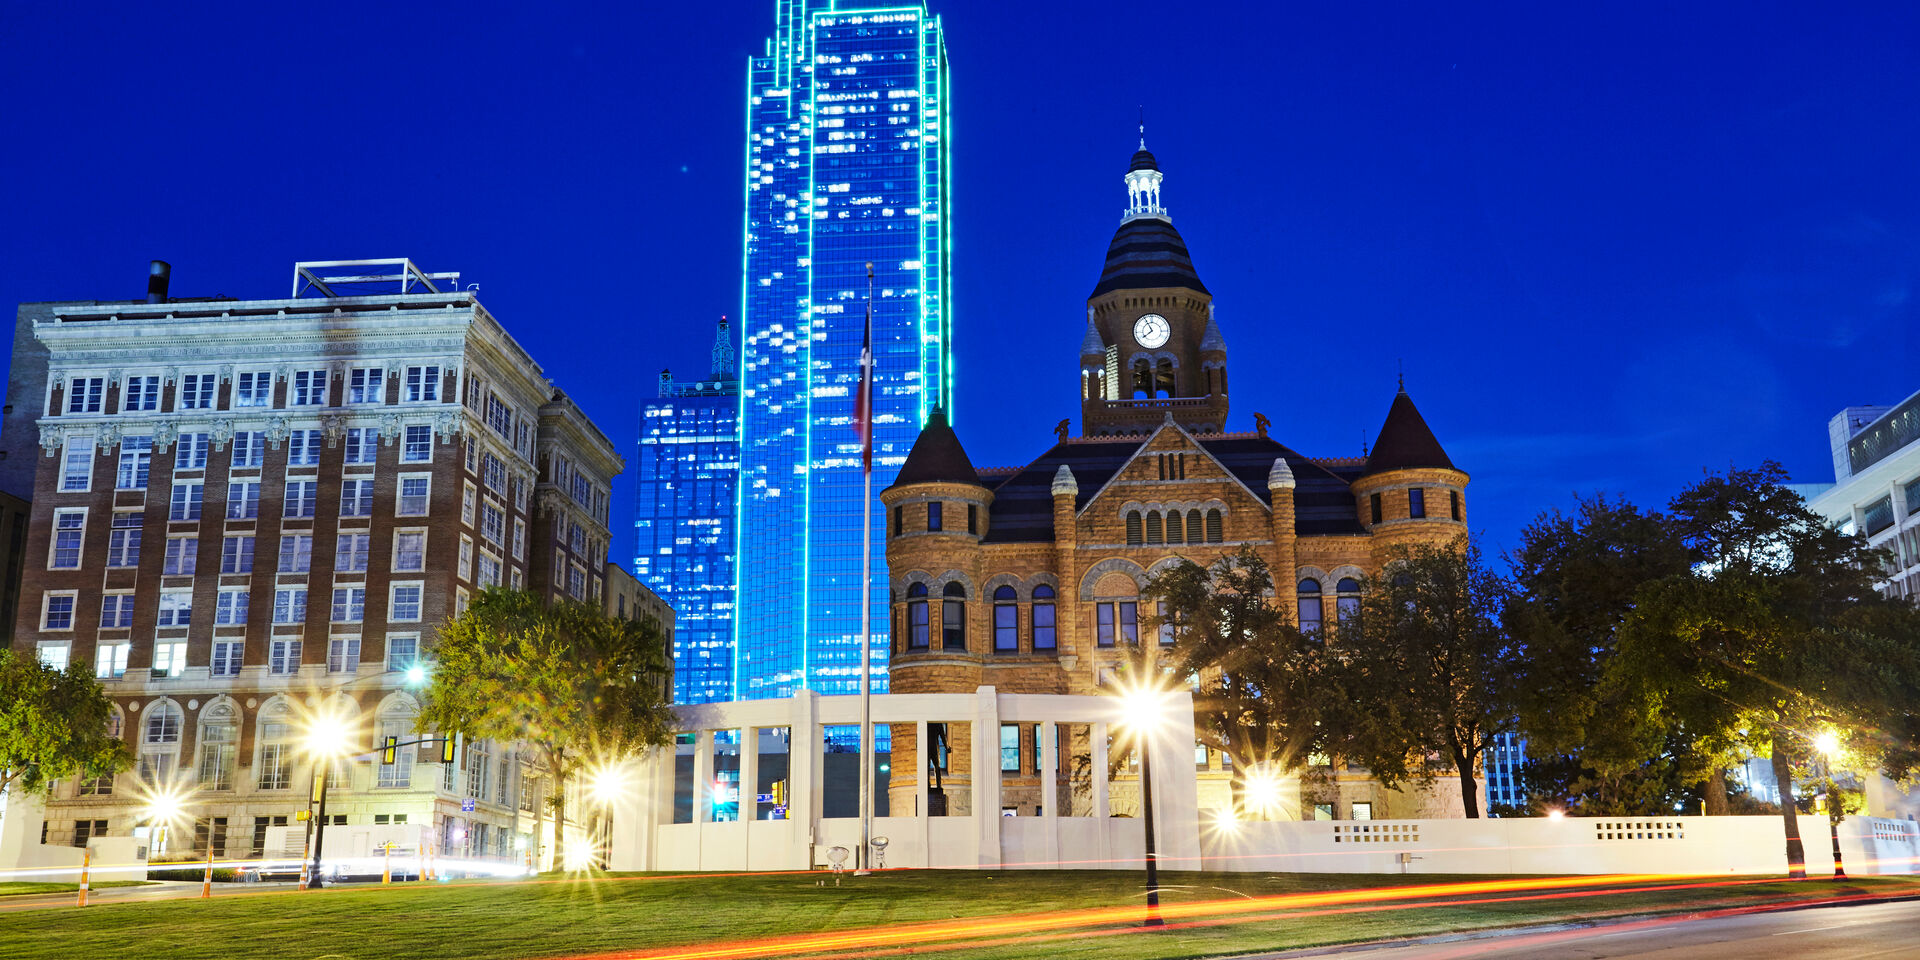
left=710, top=315, right=735, bottom=380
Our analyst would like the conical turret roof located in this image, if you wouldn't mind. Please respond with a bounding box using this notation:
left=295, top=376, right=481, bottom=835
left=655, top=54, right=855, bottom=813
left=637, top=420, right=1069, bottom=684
left=1363, top=389, right=1456, bottom=476
left=890, top=407, right=982, bottom=488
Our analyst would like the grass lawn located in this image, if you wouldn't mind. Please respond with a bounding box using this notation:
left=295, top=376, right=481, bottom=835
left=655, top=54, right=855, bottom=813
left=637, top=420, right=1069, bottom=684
left=2, top=869, right=1915, bottom=960
left=0, top=881, right=149, bottom=898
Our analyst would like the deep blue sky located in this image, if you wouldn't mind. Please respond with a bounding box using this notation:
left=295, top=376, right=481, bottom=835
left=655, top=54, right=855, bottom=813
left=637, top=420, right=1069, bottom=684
left=3, top=2, right=1915, bottom=567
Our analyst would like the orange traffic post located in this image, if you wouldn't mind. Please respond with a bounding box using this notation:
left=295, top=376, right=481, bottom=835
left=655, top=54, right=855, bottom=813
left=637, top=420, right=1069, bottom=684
left=77, top=848, right=91, bottom=907
left=382, top=843, right=392, bottom=885
left=201, top=845, right=215, bottom=898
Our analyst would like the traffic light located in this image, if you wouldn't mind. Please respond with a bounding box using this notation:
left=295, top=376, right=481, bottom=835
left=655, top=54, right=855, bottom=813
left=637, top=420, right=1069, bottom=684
left=382, top=736, right=398, bottom=765
left=771, top=780, right=786, bottom=806
left=441, top=736, right=457, bottom=764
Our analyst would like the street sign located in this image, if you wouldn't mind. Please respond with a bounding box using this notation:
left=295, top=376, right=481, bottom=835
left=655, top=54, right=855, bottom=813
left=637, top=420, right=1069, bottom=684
left=460, top=798, right=476, bottom=813
left=771, top=805, right=787, bottom=820
left=755, top=793, right=773, bottom=803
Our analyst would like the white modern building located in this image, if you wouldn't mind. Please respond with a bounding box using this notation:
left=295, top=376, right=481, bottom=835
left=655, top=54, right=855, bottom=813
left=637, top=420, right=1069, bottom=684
left=1808, top=393, right=1920, bottom=599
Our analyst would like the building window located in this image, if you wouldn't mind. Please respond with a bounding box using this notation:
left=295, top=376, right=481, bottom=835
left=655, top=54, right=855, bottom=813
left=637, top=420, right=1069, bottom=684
left=926, top=501, right=943, bottom=532
left=403, top=425, right=433, bottom=462
left=141, top=701, right=183, bottom=782
left=1001, top=724, right=1020, bottom=773
left=941, top=582, right=966, bottom=651
left=405, top=366, right=441, bottom=403
left=272, top=588, right=307, bottom=626
left=220, top=535, right=254, bottom=574
left=37, top=641, right=70, bottom=670
left=268, top=638, right=301, bottom=676
left=892, top=505, right=903, bottom=536
left=291, top=370, right=328, bottom=406
left=512, top=520, right=526, bottom=561
left=1408, top=487, right=1426, bottom=519
left=1369, top=493, right=1383, bottom=525
left=95, top=640, right=130, bottom=679
left=1097, top=601, right=1138, bottom=648
left=168, top=482, right=202, bottom=521
left=150, top=639, right=186, bottom=677
left=344, top=428, right=378, bottom=465
left=1126, top=510, right=1143, bottom=546
left=49, top=509, right=85, bottom=569
left=393, top=530, right=426, bottom=573
left=66, top=377, right=104, bottom=413
left=1157, top=600, right=1176, bottom=646
left=967, top=504, right=978, bottom=535
left=215, top=588, right=249, bottom=626
left=386, top=635, right=419, bottom=673
left=1864, top=496, right=1896, bottom=536
left=162, top=535, right=197, bottom=575
left=377, top=716, right=414, bottom=788
left=177, top=374, right=215, bottom=410
left=1351, top=802, right=1373, bottom=821
left=198, top=706, right=238, bottom=791
left=906, top=583, right=930, bottom=650
left=349, top=367, right=383, bottom=404
left=478, top=554, right=501, bottom=589
left=60, top=435, right=94, bottom=491
left=1336, top=578, right=1362, bottom=627
left=42, top=593, right=76, bottom=631
left=283, top=480, right=317, bottom=518
left=327, top=637, right=361, bottom=673
left=257, top=713, right=293, bottom=789
left=172, top=433, right=209, bottom=471
left=155, top=590, right=192, bottom=629
left=1298, top=579, right=1323, bottom=634
left=568, top=564, right=586, bottom=600
left=462, top=482, right=476, bottom=526
left=334, top=533, right=369, bottom=573
left=1186, top=509, right=1203, bottom=545
left=225, top=481, right=260, bottom=520
left=233, top=371, right=272, bottom=407
left=1450, top=490, right=1462, bottom=522
left=1145, top=510, right=1164, bottom=545
left=332, top=587, right=366, bottom=624
left=398, top=475, right=431, bottom=516
left=993, top=585, right=1018, bottom=653
left=390, top=583, right=423, bottom=622
left=231, top=432, right=265, bottom=469
left=481, top=503, right=504, bottom=546
left=117, top=437, right=153, bottom=490
left=1031, top=585, right=1056, bottom=651
left=278, top=534, right=313, bottom=573
left=340, top=479, right=374, bottom=518
left=120, top=375, right=160, bottom=412
left=288, top=430, right=322, bottom=466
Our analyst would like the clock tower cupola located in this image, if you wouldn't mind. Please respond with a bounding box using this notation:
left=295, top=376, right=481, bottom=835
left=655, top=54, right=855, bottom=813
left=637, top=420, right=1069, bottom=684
left=1078, top=135, right=1228, bottom=436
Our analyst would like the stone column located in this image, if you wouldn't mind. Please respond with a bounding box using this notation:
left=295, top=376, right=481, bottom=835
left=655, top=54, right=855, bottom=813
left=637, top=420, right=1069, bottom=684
left=973, top=686, right=1001, bottom=867
left=1267, top=458, right=1298, bottom=622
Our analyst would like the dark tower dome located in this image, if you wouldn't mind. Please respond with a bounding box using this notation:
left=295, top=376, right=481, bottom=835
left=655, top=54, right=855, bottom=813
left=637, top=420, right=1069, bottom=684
left=889, top=407, right=982, bottom=488
left=1129, top=148, right=1159, bottom=172
left=1090, top=217, right=1209, bottom=297
left=1362, top=388, right=1456, bottom=476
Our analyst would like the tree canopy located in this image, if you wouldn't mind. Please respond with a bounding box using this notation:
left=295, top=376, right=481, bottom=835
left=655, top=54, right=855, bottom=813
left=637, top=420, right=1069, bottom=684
left=417, top=588, right=676, bottom=870
left=0, top=651, right=129, bottom=796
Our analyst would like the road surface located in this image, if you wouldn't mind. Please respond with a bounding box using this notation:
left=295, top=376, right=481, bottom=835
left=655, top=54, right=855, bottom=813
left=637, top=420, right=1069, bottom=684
left=1283, top=898, right=1920, bottom=959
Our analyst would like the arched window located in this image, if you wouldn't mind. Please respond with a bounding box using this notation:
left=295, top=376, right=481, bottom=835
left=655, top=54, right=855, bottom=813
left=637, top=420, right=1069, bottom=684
left=140, top=700, right=183, bottom=784
left=1186, top=509, right=1202, bottom=544
left=1145, top=510, right=1164, bottom=545
left=1166, top=510, right=1184, bottom=544
left=1205, top=508, right=1224, bottom=543
left=1126, top=510, right=1143, bottom=546
left=197, top=703, right=238, bottom=791
left=376, top=700, right=417, bottom=789
left=1155, top=358, right=1176, bottom=398
left=257, top=702, right=295, bottom=790
left=1132, top=358, right=1152, bottom=399
left=1297, top=579, right=1323, bottom=635
left=1031, top=585, right=1057, bottom=652
left=906, top=583, right=930, bottom=650
left=942, top=583, right=967, bottom=652
left=1336, top=578, right=1363, bottom=627
left=993, top=585, right=1018, bottom=653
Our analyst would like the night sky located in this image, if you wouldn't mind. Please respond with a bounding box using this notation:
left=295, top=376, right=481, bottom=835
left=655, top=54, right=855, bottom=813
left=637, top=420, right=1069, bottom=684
left=3, top=2, right=1915, bottom=569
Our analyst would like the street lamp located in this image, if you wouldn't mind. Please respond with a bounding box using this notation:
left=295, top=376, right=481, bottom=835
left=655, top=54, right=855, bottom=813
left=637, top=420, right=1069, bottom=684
left=1813, top=730, right=1849, bottom=881
left=299, top=704, right=357, bottom=889
left=137, top=780, right=193, bottom=859
left=1115, top=677, right=1173, bottom=928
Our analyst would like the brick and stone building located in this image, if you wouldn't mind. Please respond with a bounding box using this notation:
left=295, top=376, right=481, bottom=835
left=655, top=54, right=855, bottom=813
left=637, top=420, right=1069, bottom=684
left=7, top=259, right=622, bottom=867
left=881, top=145, right=1476, bottom=821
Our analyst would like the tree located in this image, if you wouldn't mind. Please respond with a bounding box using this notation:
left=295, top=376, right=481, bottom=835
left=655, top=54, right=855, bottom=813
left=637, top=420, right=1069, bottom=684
left=1607, top=462, right=1918, bottom=877
left=1141, top=547, right=1336, bottom=777
left=417, top=588, right=676, bottom=870
left=1505, top=494, right=1707, bottom=813
left=0, top=651, right=130, bottom=796
left=1334, top=538, right=1517, bottom=818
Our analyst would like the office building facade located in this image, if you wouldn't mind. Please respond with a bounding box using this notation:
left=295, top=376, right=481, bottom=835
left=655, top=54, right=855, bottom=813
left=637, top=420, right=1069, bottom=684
left=9, top=259, right=621, bottom=866
left=1810, top=391, right=1920, bottom=599
left=635, top=318, right=739, bottom=704
left=735, top=1, right=952, bottom=700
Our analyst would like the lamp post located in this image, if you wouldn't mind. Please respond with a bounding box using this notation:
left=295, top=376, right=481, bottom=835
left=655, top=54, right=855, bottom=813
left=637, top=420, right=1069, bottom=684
left=1814, top=731, right=1848, bottom=881
left=298, top=666, right=428, bottom=889
left=1117, top=680, right=1170, bottom=928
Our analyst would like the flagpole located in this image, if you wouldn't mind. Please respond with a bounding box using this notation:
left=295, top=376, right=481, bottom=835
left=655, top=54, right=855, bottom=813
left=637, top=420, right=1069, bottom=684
left=856, top=261, right=876, bottom=877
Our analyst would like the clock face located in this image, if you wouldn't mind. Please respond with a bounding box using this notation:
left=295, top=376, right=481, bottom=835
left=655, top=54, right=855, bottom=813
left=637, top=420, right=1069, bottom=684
left=1133, top=313, right=1170, bottom=349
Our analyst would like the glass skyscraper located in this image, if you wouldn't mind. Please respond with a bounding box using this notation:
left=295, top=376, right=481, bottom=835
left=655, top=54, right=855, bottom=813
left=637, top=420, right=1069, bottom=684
left=635, top=318, right=741, bottom=704
left=736, top=1, right=951, bottom=699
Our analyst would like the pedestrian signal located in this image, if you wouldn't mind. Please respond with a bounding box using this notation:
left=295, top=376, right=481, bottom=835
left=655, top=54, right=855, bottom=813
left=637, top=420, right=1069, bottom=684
left=382, top=736, right=399, bottom=765
left=442, top=737, right=457, bottom=764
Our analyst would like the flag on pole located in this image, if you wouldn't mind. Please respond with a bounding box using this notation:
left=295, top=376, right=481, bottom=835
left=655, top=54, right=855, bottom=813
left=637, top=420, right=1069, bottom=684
left=853, top=263, right=875, bottom=471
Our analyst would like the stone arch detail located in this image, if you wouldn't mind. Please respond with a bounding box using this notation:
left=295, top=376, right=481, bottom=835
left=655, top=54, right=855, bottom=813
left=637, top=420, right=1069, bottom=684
left=934, top=568, right=977, bottom=596
left=981, top=571, right=1024, bottom=595
left=1296, top=565, right=1330, bottom=586
left=1326, top=564, right=1368, bottom=588
left=1079, top=557, right=1147, bottom=600
left=892, top=568, right=936, bottom=595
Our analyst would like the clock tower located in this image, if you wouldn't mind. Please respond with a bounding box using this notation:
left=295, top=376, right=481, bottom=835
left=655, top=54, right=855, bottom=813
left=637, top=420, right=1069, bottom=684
left=1078, top=137, right=1229, bottom=436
